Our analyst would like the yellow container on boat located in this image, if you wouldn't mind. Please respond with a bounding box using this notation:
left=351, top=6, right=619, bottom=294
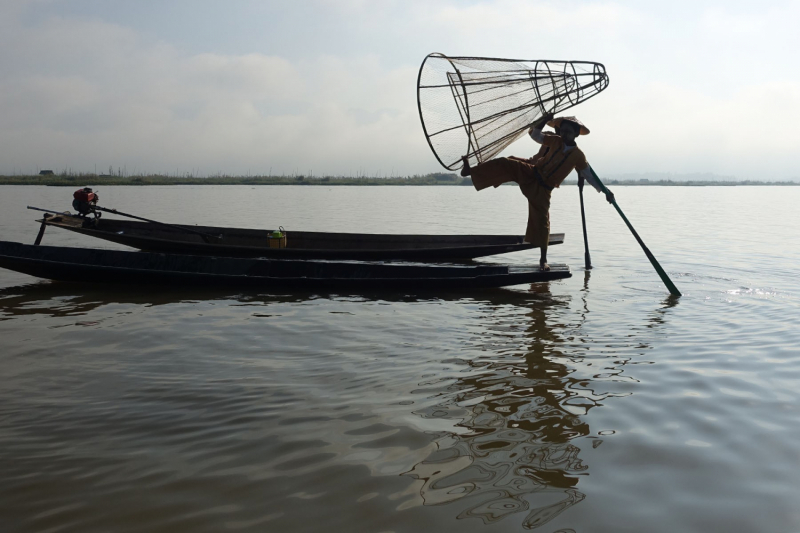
left=268, top=227, right=287, bottom=248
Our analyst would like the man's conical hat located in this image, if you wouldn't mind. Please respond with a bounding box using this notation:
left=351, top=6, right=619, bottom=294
left=547, top=116, right=590, bottom=135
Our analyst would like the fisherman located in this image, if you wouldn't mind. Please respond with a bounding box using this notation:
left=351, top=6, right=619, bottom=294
left=461, top=113, right=613, bottom=271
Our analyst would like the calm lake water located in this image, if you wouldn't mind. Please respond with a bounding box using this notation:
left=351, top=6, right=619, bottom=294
left=1, top=184, right=799, bottom=533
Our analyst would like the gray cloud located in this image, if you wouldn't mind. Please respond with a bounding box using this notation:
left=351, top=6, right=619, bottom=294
left=1, top=1, right=799, bottom=179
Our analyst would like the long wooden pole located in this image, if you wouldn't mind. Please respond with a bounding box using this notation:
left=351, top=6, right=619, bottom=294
left=587, top=168, right=681, bottom=297
left=92, top=206, right=222, bottom=241
left=27, top=206, right=80, bottom=218
left=27, top=205, right=222, bottom=242
left=578, top=176, right=592, bottom=269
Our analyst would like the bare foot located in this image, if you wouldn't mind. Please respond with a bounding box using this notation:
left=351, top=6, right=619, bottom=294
left=460, top=156, right=471, bottom=177
left=539, top=261, right=550, bottom=271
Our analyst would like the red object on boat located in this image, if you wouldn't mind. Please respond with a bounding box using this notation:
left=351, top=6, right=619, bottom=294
left=73, top=188, right=97, bottom=203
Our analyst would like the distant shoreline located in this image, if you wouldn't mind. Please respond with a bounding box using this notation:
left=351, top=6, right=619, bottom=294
left=0, top=175, right=796, bottom=187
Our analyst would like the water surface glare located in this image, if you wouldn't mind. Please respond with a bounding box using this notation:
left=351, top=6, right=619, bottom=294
left=1, top=185, right=799, bottom=532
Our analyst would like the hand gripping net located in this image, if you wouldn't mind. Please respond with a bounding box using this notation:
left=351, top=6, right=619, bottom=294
left=417, top=54, right=609, bottom=170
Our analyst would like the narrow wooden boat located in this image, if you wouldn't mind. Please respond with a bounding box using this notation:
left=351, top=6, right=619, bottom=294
left=0, top=241, right=571, bottom=290
left=36, top=215, right=563, bottom=261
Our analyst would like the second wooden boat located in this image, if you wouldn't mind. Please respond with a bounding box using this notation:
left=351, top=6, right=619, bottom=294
left=36, top=214, right=564, bottom=261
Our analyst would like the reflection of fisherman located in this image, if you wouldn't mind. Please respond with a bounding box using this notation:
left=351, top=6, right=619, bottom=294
left=404, top=287, right=590, bottom=527
left=460, top=113, right=614, bottom=271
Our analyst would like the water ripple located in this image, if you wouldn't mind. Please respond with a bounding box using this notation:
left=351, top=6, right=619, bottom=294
left=1, top=186, right=800, bottom=532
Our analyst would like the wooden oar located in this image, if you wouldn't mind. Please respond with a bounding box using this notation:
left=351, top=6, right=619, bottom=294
left=578, top=175, right=592, bottom=270
left=27, top=206, right=81, bottom=218
left=586, top=168, right=681, bottom=297
left=27, top=205, right=223, bottom=243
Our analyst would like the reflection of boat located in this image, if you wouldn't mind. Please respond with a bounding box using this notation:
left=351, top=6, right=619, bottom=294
left=0, top=282, right=293, bottom=318
left=36, top=215, right=565, bottom=260
left=0, top=278, right=565, bottom=319
left=0, top=280, right=535, bottom=319
left=0, top=241, right=571, bottom=289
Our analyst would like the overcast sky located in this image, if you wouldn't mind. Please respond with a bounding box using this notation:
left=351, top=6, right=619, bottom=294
left=2, top=0, right=799, bottom=179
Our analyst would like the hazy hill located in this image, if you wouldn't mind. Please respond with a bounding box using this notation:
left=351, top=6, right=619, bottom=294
left=602, top=172, right=796, bottom=183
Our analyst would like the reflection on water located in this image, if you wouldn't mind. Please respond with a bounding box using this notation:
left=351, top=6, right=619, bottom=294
left=0, top=278, right=681, bottom=532
left=404, top=283, right=677, bottom=529
left=0, top=282, right=306, bottom=318
left=2, top=186, right=800, bottom=532
left=0, top=283, right=464, bottom=321
left=0, top=282, right=535, bottom=318
left=404, top=286, right=590, bottom=528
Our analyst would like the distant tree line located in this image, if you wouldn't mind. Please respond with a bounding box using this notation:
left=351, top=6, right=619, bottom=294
left=0, top=172, right=796, bottom=186
left=0, top=172, right=474, bottom=186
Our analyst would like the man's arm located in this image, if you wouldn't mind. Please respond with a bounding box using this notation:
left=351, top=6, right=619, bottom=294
left=528, top=112, right=554, bottom=144
left=578, top=165, right=615, bottom=203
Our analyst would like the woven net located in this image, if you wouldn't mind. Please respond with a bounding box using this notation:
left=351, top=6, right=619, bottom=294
left=417, top=54, right=609, bottom=171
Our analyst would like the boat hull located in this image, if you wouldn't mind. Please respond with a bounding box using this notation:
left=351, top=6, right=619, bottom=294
left=0, top=241, right=571, bottom=290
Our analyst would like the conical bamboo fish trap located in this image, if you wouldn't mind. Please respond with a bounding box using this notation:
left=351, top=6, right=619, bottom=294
left=417, top=54, right=609, bottom=170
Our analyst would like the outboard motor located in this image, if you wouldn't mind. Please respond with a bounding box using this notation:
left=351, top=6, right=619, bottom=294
left=72, top=187, right=99, bottom=217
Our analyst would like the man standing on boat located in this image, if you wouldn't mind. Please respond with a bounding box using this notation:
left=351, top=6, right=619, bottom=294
left=460, top=113, right=613, bottom=271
